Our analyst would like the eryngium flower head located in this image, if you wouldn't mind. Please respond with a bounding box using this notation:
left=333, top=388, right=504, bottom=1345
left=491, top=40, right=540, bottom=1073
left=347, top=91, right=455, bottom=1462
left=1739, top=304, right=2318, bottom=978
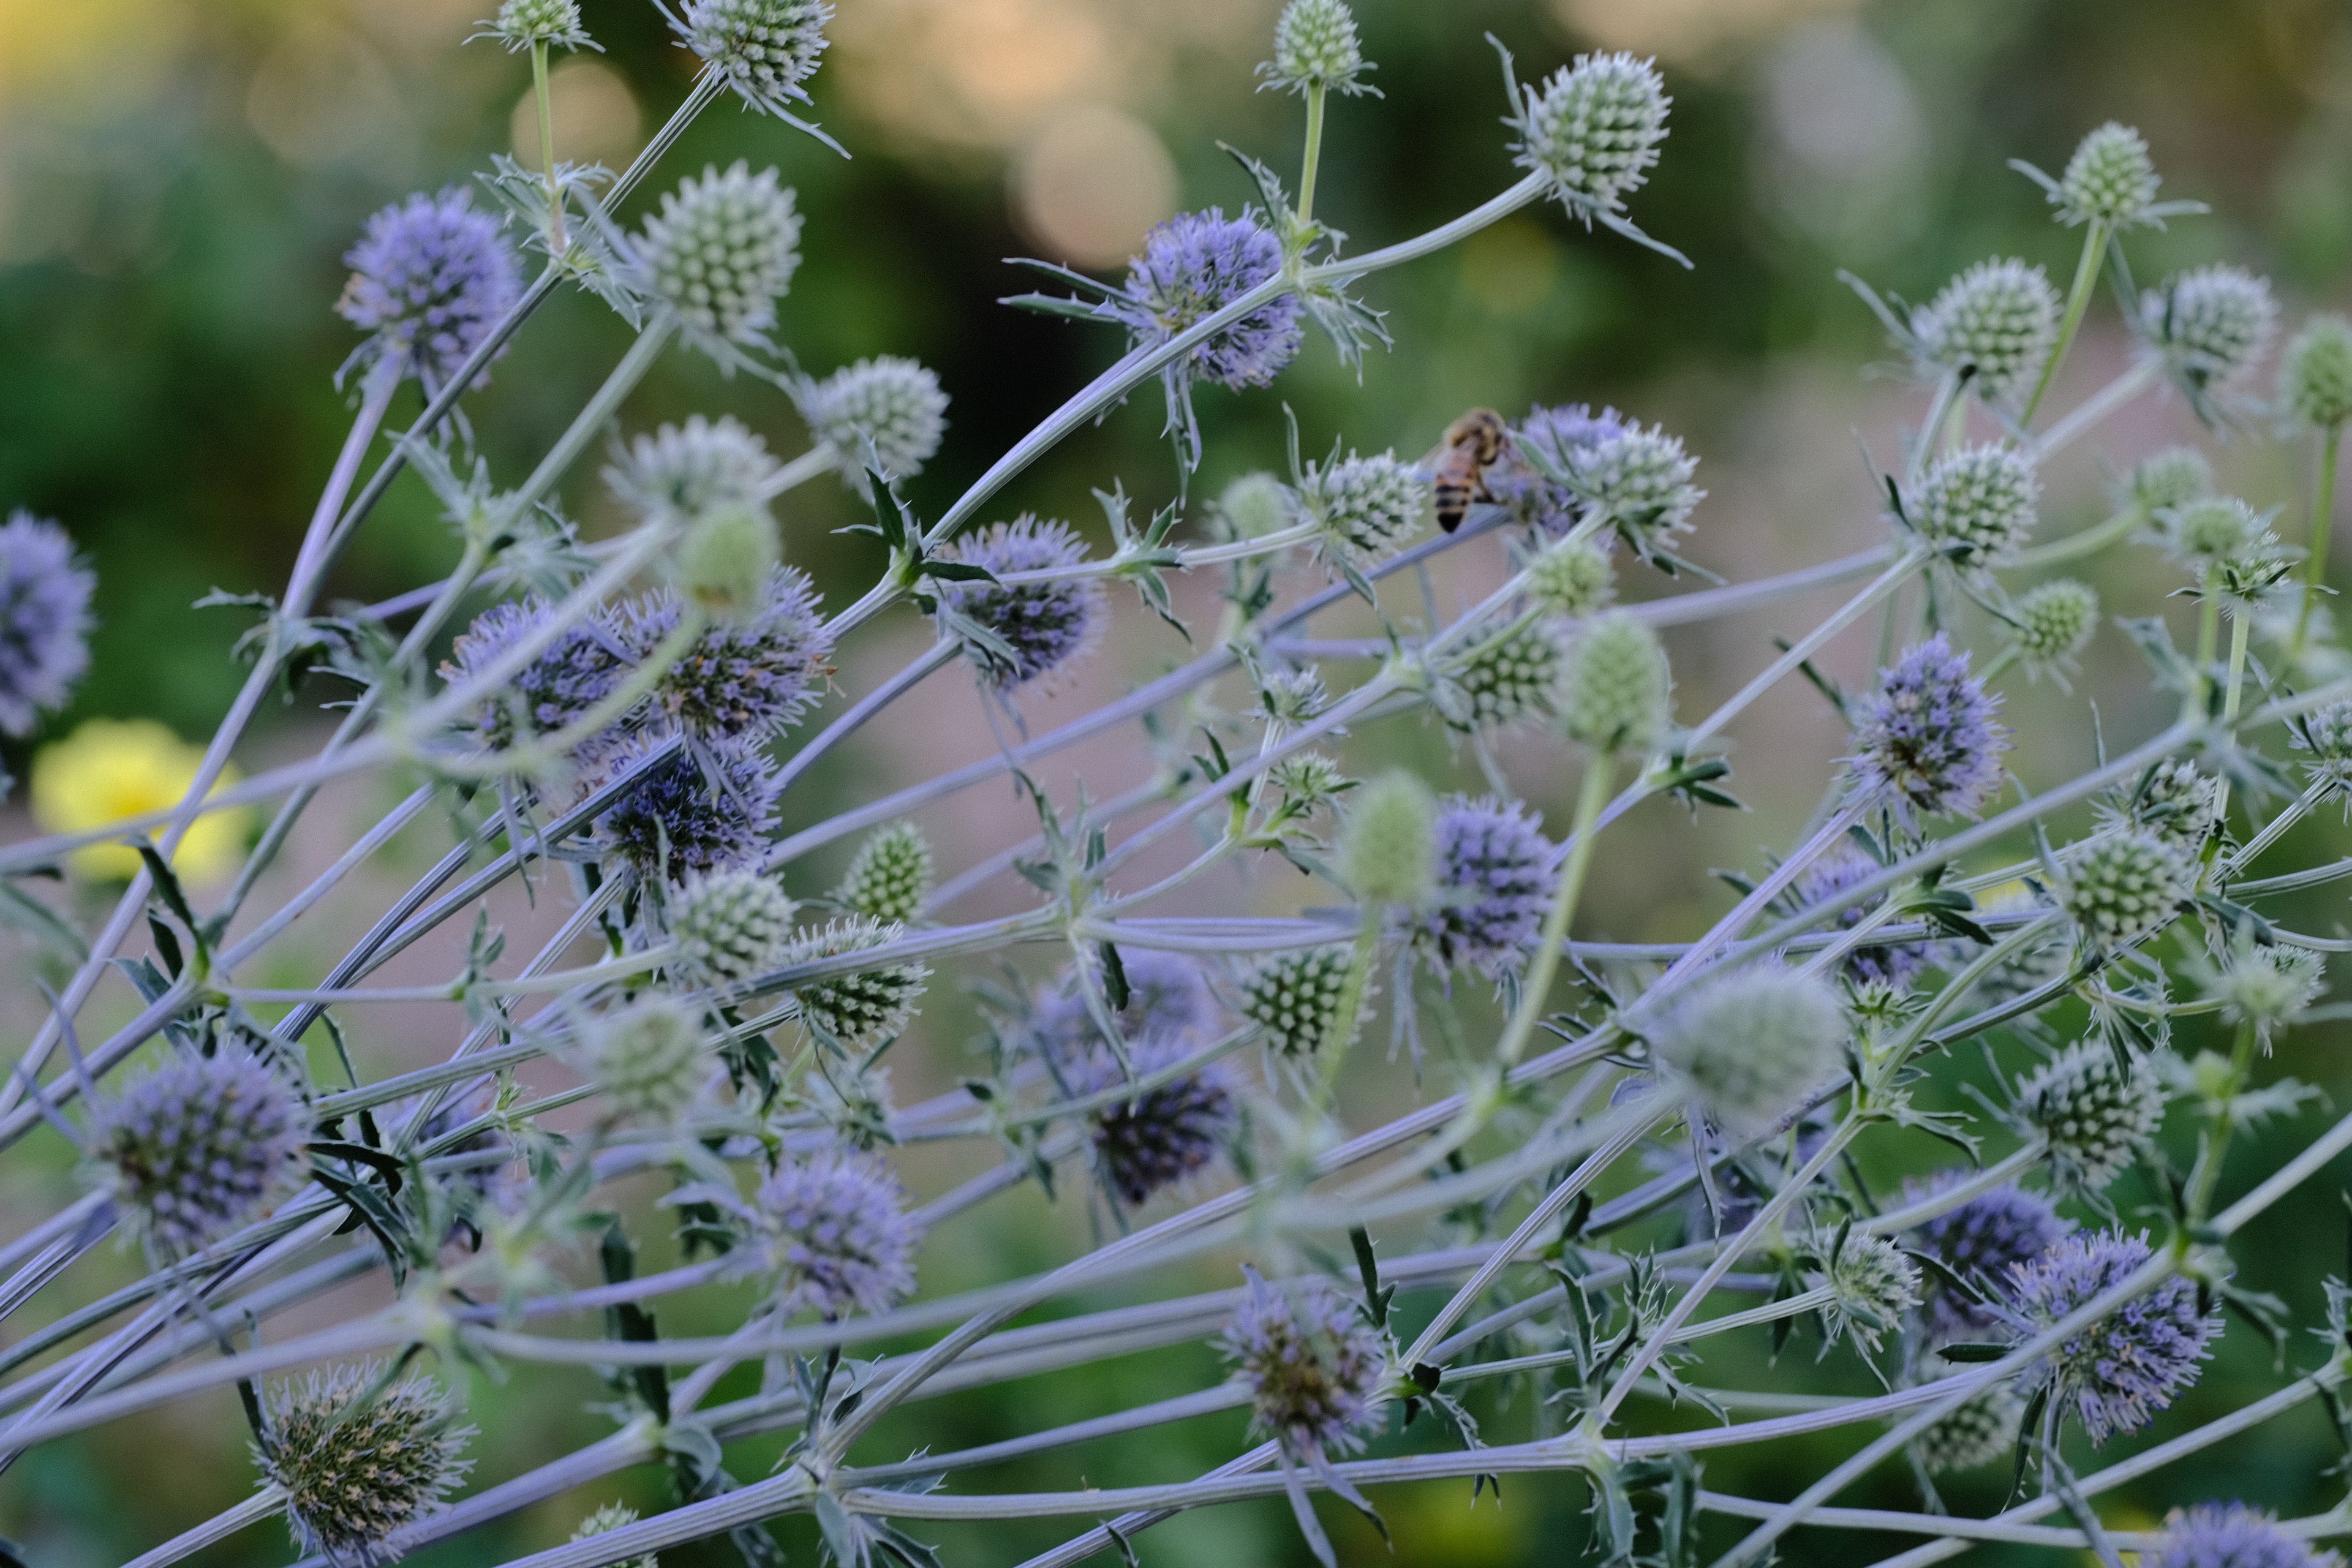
left=2128, top=446, right=2215, bottom=514
left=1509, top=52, right=1671, bottom=219
left=669, top=869, right=795, bottom=985
left=1260, top=0, right=1374, bottom=97
left=337, top=189, right=521, bottom=391
left=576, top=996, right=705, bottom=1125
left=1908, top=444, right=2040, bottom=571
left=1910, top=258, right=2060, bottom=405
left=2062, top=829, right=2193, bottom=949
left=1415, top=794, right=1556, bottom=978
left=782, top=918, right=930, bottom=1052
left=2053, top=123, right=2160, bottom=227
left=933, top=516, right=1106, bottom=692
left=1215, top=471, right=1294, bottom=540
left=1845, top=635, right=2009, bottom=822
left=2162, top=495, right=2268, bottom=573
left=2009, top=578, right=2100, bottom=679
left=442, top=598, right=633, bottom=755
left=2145, top=266, right=2278, bottom=394
left=1033, top=948, right=1222, bottom=1060
left=2292, top=698, right=2352, bottom=782
left=1560, top=609, right=1671, bottom=755
left=1449, top=618, right=1566, bottom=728
left=1811, top=1233, right=1921, bottom=1351
left=1652, top=964, right=1845, bottom=1136
left=606, top=415, right=780, bottom=522
left=2015, top=1040, right=2165, bottom=1190
left=623, top=568, right=831, bottom=741
left=797, top=356, right=949, bottom=484
left=673, top=0, right=831, bottom=116
left=1793, top=848, right=1932, bottom=990
left=1240, top=944, right=1363, bottom=1057
left=833, top=821, right=935, bottom=924
left=1076, top=1036, right=1240, bottom=1205
left=638, top=162, right=802, bottom=347
left=484, top=0, right=594, bottom=51
left=1106, top=208, right=1302, bottom=391
left=1498, top=403, right=1630, bottom=534
left=91, top=1054, right=307, bottom=1253
left=745, top=1142, right=923, bottom=1317
left=0, top=512, right=94, bottom=736
left=1910, top=1177, right=2073, bottom=1338
left=670, top=502, right=782, bottom=622
left=2007, top=1229, right=2214, bottom=1443
left=2202, top=941, right=2326, bottom=1036
left=568, top=1504, right=657, bottom=1568
left=1339, top=770, right=1436, bottom=908
left=1527, top=537, right=1615, bottom=617
left=1224, top=1268, right=1385, bottom=1457
left=1299, top=448, right=1428, bottom=564
left=1270, top=750, right=1350, bottom=816
left=2283, top=314, right=2352, bottom=429
left=258, top=1363, right=473, bottom=1567
left=1564, top=421, right=1703, bottom=551
left=2097, top=758, right=2221, bottom=853
left=1911, top=1385, right=2024, bottom=1474
left=587, top=734, right=782, bottom=878
left=2152, top=1504, right=2345, bottom=1568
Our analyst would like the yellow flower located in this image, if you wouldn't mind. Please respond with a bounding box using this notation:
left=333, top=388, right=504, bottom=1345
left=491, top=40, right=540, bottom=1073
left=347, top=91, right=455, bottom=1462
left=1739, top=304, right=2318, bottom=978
left=29, top=718, right=251, bottom=884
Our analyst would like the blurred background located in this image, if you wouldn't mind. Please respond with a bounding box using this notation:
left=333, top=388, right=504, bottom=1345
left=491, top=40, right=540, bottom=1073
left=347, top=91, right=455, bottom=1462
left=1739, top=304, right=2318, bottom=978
left=4, top=0, right=2352, bottom=1563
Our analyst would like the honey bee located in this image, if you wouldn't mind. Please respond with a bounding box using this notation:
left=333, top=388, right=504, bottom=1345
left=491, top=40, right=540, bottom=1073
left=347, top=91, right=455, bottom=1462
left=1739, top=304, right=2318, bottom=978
left=1425, top=407, right=1512, bottom=532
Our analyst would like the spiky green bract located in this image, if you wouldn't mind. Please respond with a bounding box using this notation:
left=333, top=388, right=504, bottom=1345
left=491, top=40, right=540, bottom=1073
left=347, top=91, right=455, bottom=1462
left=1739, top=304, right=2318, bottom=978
left=1450, top=618, right=1565, bottom=728
left=1811, top=1233, right=1922, bottom=1352
left=2014, top=1040, right=2165, bottom=1191
left=569, top=1504, right=657, bottom=1568
left=1259, top=0, right=1373, bottom=97
left=2203, top=941, right=2326, bottom=1034
left=1561, top=609, right=1670, bottom=755
left=2294, top=698, right=2352, bottom=782
left=1909, top=443, right=2040, bottom=571
left=2282, top=314, right=2352, bottom=429
left=577, top=996, right=706, bottom=1126
left=2054, top=123, right=2159, bottom=227
left=1910, top=258, right=2060, bottom=405
left=2010, top=578, right=2100, bottom=676
left=669, top=869, right=796, bottom=985
left=1240, top=945, right=1363, bottom=1056
left=834, top=821, right=934, bottom=924
left=91, top=1053, right=308, bottom=1254
left=1338, top=770, right=1436, bottom=909
left=1911, top=1385, right=2024, bottom=1474
left=2162, top=495, right=2266, bottom=574
left=1527, top=537, right=1615, bottom=617
left=637, top=162, right=801, bottom=349
left=2127, top=446, right=2214, bottom=515
left=797, top=356, right=949, bottom=484
left=1223, top=1268, right=1386, bottom=1458
left=1270, top=751, right=1349, bottom=815
left=670, top=502, right=781, bottom=622
left=2062, top=829, right=2192, bottom=948
left=1653, top=965, right=1845, bottom=1136
left=1299, top=448, right=1427, bottom=564
left=257, top=1363, right=474, bottom=1568
left=780, top=917, right=930, bottom=1052
left=1510, top=52, right=1670, bottom=221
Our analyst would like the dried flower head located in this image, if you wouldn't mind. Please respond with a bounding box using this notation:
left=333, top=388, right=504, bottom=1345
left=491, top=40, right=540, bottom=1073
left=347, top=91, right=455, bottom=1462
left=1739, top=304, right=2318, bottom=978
left=1076, top=1036, right=1240, bottom=1205
left=638, top=162, right=802, bottom=349
left=2053, top=123, right=2160, bottom=228
left=729, top=1142, right=924, bottom=1317
left=1910, top=258, right=2060, bottom=405
left=933, top=516, right=1107, bottom=692
left=257, top=1363, right=474, bottom=1567
left=2145, top=266, right=2278, bottom=395
left=338, top=189, right=522, bottom=392
left=606, top=415, right=780, bottom=522
left=1338, top=770, right=1437, bottom=909
left=1652, top=964, right=1845, bottom=1136
left=1908, top=444, right=2040, bottom=572
left=1223, top=1268, right=1385, bottom=1457
left=1793, top=848, right=1933, bottom=990
left=780, top=917, right=930, bottom=1053
left=1509, top=52, right=1671, bottom=219
left=2015, top=1040, right=2165, bottom=1191
left=1240, top=944, right=1364, bottom=1057
left=834, top=821, right=935, bottom=925
left=797, top=356, right=949, bottom=484
left=1845, top=635, right=2010, bottom=821
left=575, top=996, right=706, bottom=1126
left=624, top=568, right=831, bottom=741
left=1909, top=1176, right=2073, bottom=1338
left=1527, top=537, right=1615, bottom=617
left=2062, top=828, right=2193, bottom=949
left=669, top=869, right=796, bottom=986
left=671, top=0, right=832, bottom=118
left=586, top=733, right=783, bottom=878
left=1259, top=0, right=1374, bottom=97
left=2152, top=1504, right=2345, bottom=1568
left=2008, top=578, right=2100, bottom=679
left=2007, top=1229, right=2214, bottom=1443
left=1298, top=448, right=1428, bottom=564
left=1412, top=794, right=1555, bottom=978
left=2282, top=314, right=2352, bottom=429
left=90, top=1053, right=307, bottom=1254
left=1560, top=609, right=1671, bottom=755
left=1106, top=208, right=1302, bottom=392
left=0, top=511, right=94, bottom=737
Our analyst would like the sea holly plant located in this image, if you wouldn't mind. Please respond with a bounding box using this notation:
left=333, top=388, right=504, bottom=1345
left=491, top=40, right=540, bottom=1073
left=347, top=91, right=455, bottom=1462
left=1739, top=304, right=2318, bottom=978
left=8, top=5, right=2352, bottom=1568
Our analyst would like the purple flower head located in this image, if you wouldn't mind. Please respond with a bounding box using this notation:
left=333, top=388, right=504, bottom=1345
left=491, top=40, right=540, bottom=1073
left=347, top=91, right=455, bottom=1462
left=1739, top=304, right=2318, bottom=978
left=1075, top=1033, right=1240, bottom=1205
left=586, top=732, right=782, bottom=878
left=621, top=567, right=833, bottom=743
left=0, top=512, right=94, bottom=736
left=91, top=1054, right=308, bottom=1254
left=2154, top=1505, right=2344, bottom=1568
left=1105, top=208, right=1303, bottom=393
left=1906, top=1174, right=2072, bottom=1338
left=742, top=1142, right=924, bottom=1318
left=1847, top=635, right=2010, bottom=823
left=934, top=516, right=1106, bottom=692
left=1413, top=794, right=1557, bottom=978
left=1493, top=404, right=1634, bottom=535
left=441, top=598, right=636, bottom=756
left=1223, top=1267, right=1385, bottom=1458
left=2006, top=1229, right=2215, bottom=1444
left=337, top=189, right=522, bottom=391
left=1033, top=948, right=1222, bottom=1060
left=1794, top=847, right=1935, bottom=990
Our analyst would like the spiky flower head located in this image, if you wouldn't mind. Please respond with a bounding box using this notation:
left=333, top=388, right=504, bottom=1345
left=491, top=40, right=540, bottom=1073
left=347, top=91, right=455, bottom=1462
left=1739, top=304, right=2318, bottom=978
left=1528, top=537, right=1615, bottom=617
left=2145, top=266, right=2278, bottom=394
left=0, top=512, right=94, bottom=737
left=2152, top=1504, right=2345, bottom=1568
left=1224, top=1268, right=1386, bottom=1457
left=1510, top=52, right=1671, bottom=220
left=1240, top=945, right=1363, bottom=1057
left=568, top=1505, right=657, bottom=1568
left=1449, top=618, right=1566, bottom=728
left=798, top=356, right=949, bottom=485
left=1032, top=948, right=1221, bottom=1060
left=1846, top=635, right=2009, bottom=821
left=669, top=869, right=796, bottom=986
left=1907, top=444, right=2040, bottom=572
left=1414, top=795, right=1556, bottom=978
left=1498, top=403, right=1630, bottom=534
left=2201, top=940, right=2326, bottom=1037
left=2160, top=494, right=2268, bottom=573
left=2007, top=1229, right=2214, bottom=1443
left=1910, top=258, right=2060, bottom=405
left=257, top=1363, right=473, bottom=1568
left=2062, top=829, right=2193, bottom=949
left=1298, top=448, right=1428, bottom=564
left=1259, top=0, right=1373, bottom=97
left=338, top=189, right=522, bottom=393
left=733, top=1142, right=924, bottom=1317
left=1560, top=609, right=1671, bottom=756
left=484, top=0, right=594, bottom=51
left=624, top=567, right=831, bottom=739
left=1270, top=750, right=1350, bottom=816
left=606, top=415, right=780, bottom=523
left=672, top=0, right=832, bottom=116
left=638, top=162, right=802, bottom=348
left=1215, top=472, right=1294, bottom=540
left=441, top=598, right=634, bottom=756
left=1652, top=964, right=1845, bottom=1136
left=1338, top=770, right=1436, bottom=909
left=1075, top=1036, right=1240, bottom=1205
left=1793, top=848, right=1932, bottom=990
left=1563, top=421, right=1703, bottom=551
left=575, top=996, right=706, bottom=1126
left=1911, top=1385, right=2025, bottom=1475
left=1909, top=1176, right=2073, bottom=1338
left=587, top=733, right=783, bottom=878
left=781, top=917, right=930, bottom=1053
left=2015, top=1040, right=2165, bottom=1190
left=2283, top=314, right=2352, bottom=429
left=1258, top=666, right=1329, bottom=726
left=2054, top=123, right=2160, bottom=227
left=669, top=501, right=783, bottom=622
left=2097, top=758, right=2221, bottom=854
left=1809, top=1232, right=1921, bottom=1352
left=933, top=516, right=1107, bottom=692
left=1106, top=208, right=1302, bottom=391
left=834, top=822, right=934, bottom=925
left=2009, top=578, right=2100, bottom=679
left=2128, top=446, right=2216, bottom=515
left=2291, top=698, right=2352, bottom=783
left=90, top=1053, right=307, bottom=1254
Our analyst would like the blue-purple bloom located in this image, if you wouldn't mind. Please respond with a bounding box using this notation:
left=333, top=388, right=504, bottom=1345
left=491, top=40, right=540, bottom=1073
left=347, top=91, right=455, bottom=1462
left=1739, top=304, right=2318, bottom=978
left=91, top=1054, right=308, bottom=1254
left=1077, top=1034, right=1240, bottom=1205
left=586, top=733, right=782, bottom=877
left=1415, top=794, right=1556, bottom=978
left=1907, top=1175, right=2072, bottom=1337
left=337, top=189, right=522, bottom=391
left=2152, top=1504, right=2343, bottom=1568
left=0, top=511, right=94, bottom=736
left=1034, top=948, right=1222, bottom=1058
left=1847, top=635, right=2010, bottom=822
left=710, top=1142, right=924, bottom=1318
left=2005, top=1229, right=2215, bottom=1444
left=1495, top=404, right=1630, bottom=535
left=1105, top=208, right=1302, bottom=393
left=1793, top=847, right=1934, bottom=990
left=1223, top=1267, right=1385, bottom=1458
left=622, top=567, right=832, bottom=742
left=442, top=598, right=636, bottom=755
left=934, top=516, right=1106, bottom=692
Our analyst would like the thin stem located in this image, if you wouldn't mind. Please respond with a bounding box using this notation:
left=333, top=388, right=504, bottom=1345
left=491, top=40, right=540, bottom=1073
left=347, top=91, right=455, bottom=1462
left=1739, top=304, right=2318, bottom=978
left=2294, top=423, right=2345, bottom=662
left=533, top=39, right=567, bottom=252
left=1297, top=83, right=1327, bottom=228
left=2020, top=218, right=2108, bottom=430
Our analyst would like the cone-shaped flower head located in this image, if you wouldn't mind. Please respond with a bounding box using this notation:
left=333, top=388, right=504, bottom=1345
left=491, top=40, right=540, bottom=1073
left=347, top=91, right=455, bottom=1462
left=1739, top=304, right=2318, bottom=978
left=1909, top=1175, right=2073, bottom=1337
left=1910, top=258, right=2059, bottom=405
left=576, top=996, right=706, bottom=1126
left=1811, top=1233, right=1921, bottom=1351
left=669, top=869, right=796, bottom=986
left=606, top=415, right=780, bottom=523
left=1653, top=964, right=1845, bottom=1136
left=1075, top=1034, right=1240, bottom=1205
left=1496, top=403, right=1631, bottom=533
left=672, top=0, right=832, bottom=116
left=1104, top=208, right=1302, bottom=391
left=257, top=1363, right=473, bottom=1568
left=740, top=1142, right=924, bottom=1317
left=1299, top=448, right=1428, bottom=564
left=2283, top=314, right=2352, bottom=429
left=1909, top=443, right=2040, bottom=572
left=1528, top=537, right=1615, bottom=617
left=2145, top=266, right=2277, bottom=394
left=1562, top=420, right=1703, bottom=551
left=1509, top=52, right=1670, bottom=219
left=2097, top=758, right=2221, bottom=854
left=1240, top=944, right=1365, bottom=1057
left=622, top=567, right=831, bottom=741
left=338, top=189, right=522, bottom=391
left=2202, top=941, right=2326, bottom=1036
left=1451, top=618, right=1567, bottom=728
left=833, top=822, right=935, bottom=925
left=2129, top=446, right=2215, bottom=514
left=441, top=598, right=635, bottom=756
left=2062, top=828, right=2193, bottom=948
left=2015, top=1039, right=2165, bottom=1191
left=2010, top=578, right=2100, bottom=678
left=798, top=355, right=949, bottom=484
left=1561, top=609, right=1671, bottom=755
left=0, top=512, right=94, bottom=737
left=1031, top=948, right=1221, bottom=1063
left=2053, top=123, right=2160, bottom=227
left=1414, top=794, right=1556, bottom=978
left=486, top=0, right=593, bottom=51
left=2152, top=1505, right=2345, bottom=1568
left=933, top=516, right=1107, bottom=692
left=1261, top=0, right=1373, bottom=96
left=587, top=734, right=782, bottom=878
left=780, top=917, right=930, bottom=1052
left=2292, top=698, right=2352, bottom=782
left=1846, top=635, right=2008, bottom=822
left=2007, top=1229, right=2214, bottom=1443
left=638, top=162, right=801, bottom=347
left=1224, top=1268, right=1385, bottom=1457
left=91, top=1053, right=307, bottom=1254
left=1912, top=1385, right=2025, bottom=1475
left=1339, top=770, right=1436, bottom=909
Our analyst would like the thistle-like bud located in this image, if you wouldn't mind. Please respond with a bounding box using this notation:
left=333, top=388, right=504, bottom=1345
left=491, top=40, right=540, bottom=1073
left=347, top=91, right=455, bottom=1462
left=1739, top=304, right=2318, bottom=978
left=2097, top=757, right=2220, bottom=853
left=2161, top=494, right=2265, bottom=574
left=782, top=918, right=931, bottom=1052
left=1909, top=443, right=2040, bottom=571
left=1259, top=0, right=1374, bottom=97
left=2125, top=446, right=2214, bottom=515
left=1258, top=666, right=1329, bottom=726
left=569, top=1504, right=657, bottom=1568
left=1338, top=770, right=1436, bottom=909
left=1810, top=1233, right=1922, bottom=1352
left=833, top=822, right=934, bottom=925
left=1510, top=52, right=1671, bottom=219
left=2014, top=1040, right=2164, bottom=1190
left=669, top=501, right=782, bottom=622
left=484, top=0, right=594, bottom=51
left=1215, top=472, right=1294, bottom=540
left=2144, top=266, right=2277, bottom=394
left=2053, top=123, right=2160, bottom=228
left=1652, top=964, right=1845, bottom=1136
left=576, top=997, right=706, bottom=1126
left=2062, top=829, right=2192, bottom=949
left=1240, top=945, right=1364, bottom=1056
left=257, top=1363, right=474, bottom=1568
left=798, top=356, right=949, bottom=485
left=638, top=162, right=802, bottom=347
left=1911, top=1385, right=2024, bottom=1474
left=669, top=869, right=796, bottom=985
left=1911, top=258, right=2060, bottom=405
left=1564, top=422, right=1703, bottom=549
left=1269, top=751, right=1349, bottom=815
left=1450, top=618, right=1566, bottom=728
left=2282, top=314, right=2352, bottom=429
left=1561, top=610, right=1670, bottom=755
left=90, top=1054, right=308, bottom=1254
left=1527, top=537, right=1615, bottom=618
left=2291, top=698, right=2352, bottom=783
left=2009, top=578, right=2099, bottom=677
left=607, top=415, right=780, bottom=523
left=1299, top=448, right=1428, bottom=564
left=671, top=0, right=832, bottom=117
left=1223, top=1268, right=1386, bottom=1458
